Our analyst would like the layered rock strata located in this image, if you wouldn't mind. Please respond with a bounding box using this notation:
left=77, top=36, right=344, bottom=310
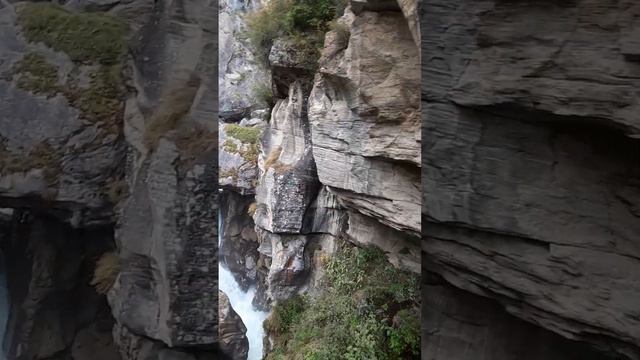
left=422, top=1, right=640, bottom=359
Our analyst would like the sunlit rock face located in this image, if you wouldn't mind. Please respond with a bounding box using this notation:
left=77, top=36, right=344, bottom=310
left=422, top=1, right=640, bottom=359
left=308, top=4, right=421, bottom=239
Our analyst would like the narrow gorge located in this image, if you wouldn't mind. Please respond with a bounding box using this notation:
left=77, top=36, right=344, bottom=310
left=219, top=0, right=421, bottom=358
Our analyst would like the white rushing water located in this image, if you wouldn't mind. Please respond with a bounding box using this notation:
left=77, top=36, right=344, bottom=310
left=219, top=209, right=269, bottom=360
left=219, top=264, right=268, bottom=360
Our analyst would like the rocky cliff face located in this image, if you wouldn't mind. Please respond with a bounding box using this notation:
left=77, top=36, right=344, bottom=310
left=0, top=0, right=219, bottom=358
left=218, top=0, right=420, bottom=358
left=422, top=1, right=640, bottom=359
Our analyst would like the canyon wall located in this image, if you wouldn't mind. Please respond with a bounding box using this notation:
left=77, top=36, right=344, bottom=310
left=218, top=0, right=421, bottom=358
left=422, top=1, right=640, bottom=359
left=0, top=0, right=219, bottom=358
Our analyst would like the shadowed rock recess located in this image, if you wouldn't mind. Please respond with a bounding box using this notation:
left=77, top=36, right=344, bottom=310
left=0, top=0, right=218, bottom=358
left=422, top=1, right=640, bottom=360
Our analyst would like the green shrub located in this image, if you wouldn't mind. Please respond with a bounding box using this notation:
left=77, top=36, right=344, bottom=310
left=18, top=3, right=127, bottom=65
left=388, top=309, right=420, bottom=357
left=253, top=82, right=274, bottom=107
left=265, top=242, right=420, bottom=360
left=265, top=295, right=307, bottom=334
left=244, top=0, right=344, bottom=62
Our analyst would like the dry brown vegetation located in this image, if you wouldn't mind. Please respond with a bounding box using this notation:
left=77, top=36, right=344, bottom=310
left=247, top=202, right=258, bottom=217
left=144, top=76, right=201, bottom=150
left=264, top=146, right=283, bottom=169
left=91, top=252, right=120, bottom=294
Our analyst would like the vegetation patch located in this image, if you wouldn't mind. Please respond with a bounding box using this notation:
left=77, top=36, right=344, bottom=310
left=245, top=0, right=345, bottom=63
left=220, top=168, right=239, bottom=182
left=144, top=81, right=200, bottom=150
left=264, top=242, right=420, bottom=360
left=17, top=3, right=127, bottom=65
left=247, top=202, right=257, bottom=217
left=12, top=52, right=59, bottom=95
left=253, top=81, right=275, bottom=107
left=91, top=252, right=120, bottom=294
left=67, top=64, right=126, bottom=134
left=0, top=141, right=63, bottom=186
left=223, top=139, right=239, bottom=154
left=13, top=4, right=129, bottom=134
left=224, top=124, right=261, bottom=144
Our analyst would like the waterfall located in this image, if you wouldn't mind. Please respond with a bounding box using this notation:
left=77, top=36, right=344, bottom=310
left=219, top=209, right=269, bottom=360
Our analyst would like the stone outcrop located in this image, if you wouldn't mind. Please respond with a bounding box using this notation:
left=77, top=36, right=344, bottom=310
left=219, top=0, right=270, bottom=119
left=0, top=0, right=219, bottom=358
left=219, top=291, right=249, bottom=360
left=0, top=1, right=126, bottom=226
left=422, top=1, right=640, bottom=359
left=109, top=0, right=218, bottom=354
left=308, top=4, right=421, bottom=239
left=250, top=0, right=421, bottom=334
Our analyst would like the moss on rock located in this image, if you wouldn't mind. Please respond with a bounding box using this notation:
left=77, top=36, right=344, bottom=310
left=12, top=52, right=59, bottom=95
left=17, top=3, right=127, bottom=65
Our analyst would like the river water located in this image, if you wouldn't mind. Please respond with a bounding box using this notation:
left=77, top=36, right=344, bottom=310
left=219, top=211, right=268, bottom=360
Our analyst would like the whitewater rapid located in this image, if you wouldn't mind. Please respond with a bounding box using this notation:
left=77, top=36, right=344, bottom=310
left=219, top=209, right=268, bottom=360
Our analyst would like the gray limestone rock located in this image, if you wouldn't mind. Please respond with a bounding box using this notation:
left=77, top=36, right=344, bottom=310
left=308, top=5, right=421, bottom=237
left=422, top=0, right=640, bottom=359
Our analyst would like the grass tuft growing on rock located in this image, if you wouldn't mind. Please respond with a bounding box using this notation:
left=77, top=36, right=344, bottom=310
left=12, top=52, right=59, bottom=95
left=264, top=242, right=420, bottom=360
left=224, top=124, right=261, bottom=144
left=247, top=202, right=257, bottom=217
left=144, top=80, right=200, bottom=150
left=91, top=252, right=120, bottom=294
left=69, top=64, right=125, bottom=132
left=18, top=3, right=127, bottom=65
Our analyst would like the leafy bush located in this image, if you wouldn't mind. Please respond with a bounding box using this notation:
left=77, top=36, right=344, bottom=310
left=245, top=0, right=344, bottom=62
left=265, top=295, right=307, bottom=334
left=265, top=242, right=420, bottom=360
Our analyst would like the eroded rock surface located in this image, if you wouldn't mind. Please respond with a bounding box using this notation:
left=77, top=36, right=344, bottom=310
left=422, top=1, right=640, bottom=359
left=308, top=5, right=421, bottom=237
left=110, top=0, right=218, bottom=354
